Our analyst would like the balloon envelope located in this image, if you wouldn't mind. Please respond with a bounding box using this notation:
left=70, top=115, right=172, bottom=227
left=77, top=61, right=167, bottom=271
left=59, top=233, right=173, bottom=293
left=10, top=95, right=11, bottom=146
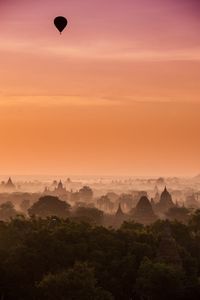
left=54, top=16, right=68, bottom=33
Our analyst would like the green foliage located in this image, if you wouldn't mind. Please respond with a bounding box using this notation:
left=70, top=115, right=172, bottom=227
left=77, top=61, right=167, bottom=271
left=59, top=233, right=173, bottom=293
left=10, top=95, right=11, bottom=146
left=38, top=262, right=113, bottom=300
left=0, top=214, right=199, bottom=299
left=165, top=207, right=190, bottom=223
left=72, top=207, right=103, bottom=225
left=189, top=209, right=200, bottom=232
left=136, top=257, right=184, bottom=300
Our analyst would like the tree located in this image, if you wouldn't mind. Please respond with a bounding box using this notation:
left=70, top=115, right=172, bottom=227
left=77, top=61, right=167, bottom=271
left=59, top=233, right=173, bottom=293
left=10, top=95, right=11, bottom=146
left=72, top=207, right=103, bottom=225
left=28, top=196, right=70, bottom=218
left=0, top=201, right=18, bottom=221
left=189, top=209, right=200, bottom=233
left=1, top=216, right=200, bottom=299
left=79, top=186, right=93, bottom=203
left=20, top=199, right=31, bottom=214
left=136, top=257, right=184, bottom=300
left=165, top=207, right=190, bottom=223
left=37, top=262, right=113, bottom=300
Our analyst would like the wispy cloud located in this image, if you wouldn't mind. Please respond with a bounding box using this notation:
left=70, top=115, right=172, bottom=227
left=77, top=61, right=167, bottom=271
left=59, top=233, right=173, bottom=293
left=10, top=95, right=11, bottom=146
left=1, top=37, right=200, bottom=62
left=0, top=95, right=122, bottom=107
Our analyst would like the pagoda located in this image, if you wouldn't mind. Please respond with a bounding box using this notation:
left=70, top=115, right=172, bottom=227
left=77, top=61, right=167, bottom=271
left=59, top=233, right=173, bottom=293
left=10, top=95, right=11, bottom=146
left=132, top=196, right=157, bottom=225
left=5, top=177, right=16, bottom=192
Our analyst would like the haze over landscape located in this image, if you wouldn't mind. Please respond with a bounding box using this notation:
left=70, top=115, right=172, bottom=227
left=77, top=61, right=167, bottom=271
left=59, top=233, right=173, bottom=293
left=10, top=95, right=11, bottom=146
left=0, top=0, right=200, bottom=176
left=1, top=2, right=200, bottom=300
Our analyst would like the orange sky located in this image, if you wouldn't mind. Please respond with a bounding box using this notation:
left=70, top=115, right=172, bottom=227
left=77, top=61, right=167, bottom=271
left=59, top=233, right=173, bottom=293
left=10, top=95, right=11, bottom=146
left=0, top=0, right=200, bottom=176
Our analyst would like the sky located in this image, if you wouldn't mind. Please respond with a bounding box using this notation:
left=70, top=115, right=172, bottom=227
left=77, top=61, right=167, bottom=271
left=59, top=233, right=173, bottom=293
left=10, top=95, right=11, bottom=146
left=0, top=0, right=200, bottom=176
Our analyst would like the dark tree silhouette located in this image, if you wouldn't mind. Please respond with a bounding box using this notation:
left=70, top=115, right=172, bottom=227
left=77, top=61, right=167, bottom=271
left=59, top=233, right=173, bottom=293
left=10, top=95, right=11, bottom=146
left=0, top=212, right=199, bottom=299
left=0, top=201, right=18, bottom=221
left=72, top=207, right=103, bottom=225
left=20, top=199, right=31, bottom=214
left=38, top=262, right=113, bottom=300
left=165, top=206, right=190, bottom=223
left=28, top=196, right=70, bottom=218
left=79, top=186, right=93, bottom=202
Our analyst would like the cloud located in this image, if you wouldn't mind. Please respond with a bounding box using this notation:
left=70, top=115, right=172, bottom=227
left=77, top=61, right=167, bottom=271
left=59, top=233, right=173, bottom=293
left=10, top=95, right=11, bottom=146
left=1, top=36, right=200, bottom=62
left=0, top=95, right=122, bottom=107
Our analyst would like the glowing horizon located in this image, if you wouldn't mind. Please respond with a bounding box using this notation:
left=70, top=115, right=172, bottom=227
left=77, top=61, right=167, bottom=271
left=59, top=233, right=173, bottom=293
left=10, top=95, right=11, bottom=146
left=0, top=0, right=200, bottom=176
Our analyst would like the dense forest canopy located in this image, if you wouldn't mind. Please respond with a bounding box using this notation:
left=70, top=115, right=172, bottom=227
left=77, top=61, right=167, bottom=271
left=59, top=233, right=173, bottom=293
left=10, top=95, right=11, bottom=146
left=0, top=212, right=200, bottom=299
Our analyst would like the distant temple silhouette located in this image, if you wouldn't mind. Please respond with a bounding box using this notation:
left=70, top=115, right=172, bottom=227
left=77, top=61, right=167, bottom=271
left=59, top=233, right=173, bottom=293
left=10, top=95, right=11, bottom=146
left=43, top=180, right=68, bottom=197
left=113, top=203, right=127, bottom=227
left=132, top=196, right=158, bottom=225
left=55, top=180, right=66, bottom=193
left=0, top=177, right=16, bottom=192
left=156, top=186, right=175, bottom=215
left=115, top=203, right=124, bottom=218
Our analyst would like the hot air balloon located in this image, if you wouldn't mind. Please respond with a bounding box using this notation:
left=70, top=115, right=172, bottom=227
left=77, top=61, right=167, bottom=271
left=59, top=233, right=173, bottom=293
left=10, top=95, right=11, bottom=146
left=54, top=16, right=68, bottom=34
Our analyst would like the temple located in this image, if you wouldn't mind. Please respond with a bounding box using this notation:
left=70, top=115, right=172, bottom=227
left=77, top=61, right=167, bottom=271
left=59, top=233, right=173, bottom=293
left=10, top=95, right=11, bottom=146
left=0, top=177, right=16, bottom=192
left=54, top=180, right=67, bottom=196
left=156, top=186, right=175, bottom=215
left=114, top=203, right=127, bottom=227
left=132, top=196, right=157, bottom=225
